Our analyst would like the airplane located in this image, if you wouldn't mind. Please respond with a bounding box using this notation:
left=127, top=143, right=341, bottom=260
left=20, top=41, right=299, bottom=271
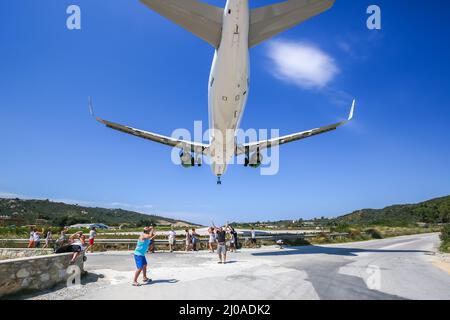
left=90, top=0, right=355, bottom=185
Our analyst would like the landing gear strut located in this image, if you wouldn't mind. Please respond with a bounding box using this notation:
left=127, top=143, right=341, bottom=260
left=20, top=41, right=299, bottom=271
left=217, top=176, right=222, bottom=185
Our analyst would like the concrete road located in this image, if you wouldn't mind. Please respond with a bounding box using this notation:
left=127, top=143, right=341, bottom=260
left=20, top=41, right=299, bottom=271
left=26, top=233, right=450, bottom=300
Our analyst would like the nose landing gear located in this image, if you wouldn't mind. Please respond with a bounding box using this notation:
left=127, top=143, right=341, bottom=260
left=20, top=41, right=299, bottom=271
left=217, top=176, right=222, bottom=185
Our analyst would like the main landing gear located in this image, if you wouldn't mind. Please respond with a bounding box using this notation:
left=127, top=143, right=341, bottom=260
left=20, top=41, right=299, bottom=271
left=217, top=176, right=222, bottom=185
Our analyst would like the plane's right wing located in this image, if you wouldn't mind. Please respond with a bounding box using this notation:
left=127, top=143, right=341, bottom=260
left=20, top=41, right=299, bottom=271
left=140, top=0, right=223, bottom=48
left=236, top=100, right=356, bottom=155
left=249, top=0, right=335, bottom=48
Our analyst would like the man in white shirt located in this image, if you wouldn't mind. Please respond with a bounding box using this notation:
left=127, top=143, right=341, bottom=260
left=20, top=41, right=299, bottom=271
left=250, top=227, right=257, bottom=246
left=168, top=228, right=176, bottom=252
left=33, top=229, right=41, bottom=248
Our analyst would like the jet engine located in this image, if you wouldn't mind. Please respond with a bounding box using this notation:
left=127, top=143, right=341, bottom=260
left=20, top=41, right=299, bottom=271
left=245, top=152, right=263, bottom=168
left=179, top=151, right=195, bottom=168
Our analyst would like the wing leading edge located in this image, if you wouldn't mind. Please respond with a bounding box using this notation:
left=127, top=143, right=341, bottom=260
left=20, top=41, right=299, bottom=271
left=236, top=100, right=356, bottom=155
left=89, top=98, right=209, bottom=155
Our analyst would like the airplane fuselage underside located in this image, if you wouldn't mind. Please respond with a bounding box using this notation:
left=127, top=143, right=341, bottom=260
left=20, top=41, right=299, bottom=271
left=208, top=0, right=250, bottom=177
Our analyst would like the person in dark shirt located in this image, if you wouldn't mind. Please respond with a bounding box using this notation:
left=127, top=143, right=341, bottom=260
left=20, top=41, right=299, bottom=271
left=214, top=226, right=227, bottom=264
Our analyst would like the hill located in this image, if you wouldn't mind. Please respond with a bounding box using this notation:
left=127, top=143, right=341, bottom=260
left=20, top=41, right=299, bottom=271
left=335, top=195, right=450, bottom=226
left=231, top=195, right=450, bottom=228
left=0, top=198, right=198, bottom=227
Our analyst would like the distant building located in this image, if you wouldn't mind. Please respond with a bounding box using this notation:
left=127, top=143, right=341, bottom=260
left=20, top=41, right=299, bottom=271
left=0, top=213, right=25, bottom=227
left=69, top=223, right=109, bottom=230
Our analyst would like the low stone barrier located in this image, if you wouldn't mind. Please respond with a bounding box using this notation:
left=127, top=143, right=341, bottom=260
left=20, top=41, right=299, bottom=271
left=0, top=248, right=53, bottom=261
left=0, top=249, right=84, bottom=298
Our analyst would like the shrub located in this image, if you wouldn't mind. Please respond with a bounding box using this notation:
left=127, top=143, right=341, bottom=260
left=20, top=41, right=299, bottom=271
left=440, top=224, right=450, bottom=252
left=365, top=228, right=383, bottom=239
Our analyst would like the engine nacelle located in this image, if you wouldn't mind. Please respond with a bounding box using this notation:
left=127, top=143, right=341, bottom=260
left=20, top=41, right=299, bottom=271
left=179, top=151, right=195, bottom=168
left=245, top=152, right=263, bottom=168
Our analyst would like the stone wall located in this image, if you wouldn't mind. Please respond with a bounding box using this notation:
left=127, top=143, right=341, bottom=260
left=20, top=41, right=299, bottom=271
left=0, top=248, right=53, bottom=261
left=0, top=250, right=84, bottom=298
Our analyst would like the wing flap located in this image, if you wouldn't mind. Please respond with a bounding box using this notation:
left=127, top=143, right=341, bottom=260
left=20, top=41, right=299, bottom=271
left=97, top=118, right=209, bottom=155
left=140, top=0, right=223, bottom=48
left=249, top=0, right=335, bottom=48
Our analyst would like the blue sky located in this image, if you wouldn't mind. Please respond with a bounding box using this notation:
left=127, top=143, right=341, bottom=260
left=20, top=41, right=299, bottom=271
left=0, top=0, right=449, bottom=225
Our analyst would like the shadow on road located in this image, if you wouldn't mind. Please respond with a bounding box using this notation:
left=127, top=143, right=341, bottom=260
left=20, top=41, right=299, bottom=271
left=143, top=279, right=179, bottom=285
left=252, top=245, right=430, bottom=257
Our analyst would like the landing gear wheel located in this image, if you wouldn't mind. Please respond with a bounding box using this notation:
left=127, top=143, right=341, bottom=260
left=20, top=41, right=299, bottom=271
left=217, top=176, right=222, bottom=185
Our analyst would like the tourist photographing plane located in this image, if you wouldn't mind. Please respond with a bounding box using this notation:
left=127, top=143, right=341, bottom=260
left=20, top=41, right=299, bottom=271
left=90, top=0, right=355, bottom=184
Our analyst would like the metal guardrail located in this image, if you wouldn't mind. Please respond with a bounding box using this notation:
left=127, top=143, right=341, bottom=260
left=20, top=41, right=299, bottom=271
left=0, top=232, right=350, bottom=246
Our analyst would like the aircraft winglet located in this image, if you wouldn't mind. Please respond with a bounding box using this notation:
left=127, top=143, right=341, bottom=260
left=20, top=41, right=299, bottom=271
left=88, top=96, right=95, bottom=118
left=348, top=99, right=356, bottom=121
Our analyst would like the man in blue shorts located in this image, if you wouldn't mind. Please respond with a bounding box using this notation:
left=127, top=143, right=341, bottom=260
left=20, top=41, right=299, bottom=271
left=133, top=226, right=156, bottom=286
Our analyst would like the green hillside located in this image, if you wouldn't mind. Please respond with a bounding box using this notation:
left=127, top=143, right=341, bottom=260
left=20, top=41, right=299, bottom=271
left=335, top=195, right=450, bottom=226
left=0, top=198, right=197, bottom=227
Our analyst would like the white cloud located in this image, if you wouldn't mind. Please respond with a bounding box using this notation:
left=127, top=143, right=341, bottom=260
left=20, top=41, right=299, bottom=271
left=267, top=40, right=339, bottom=89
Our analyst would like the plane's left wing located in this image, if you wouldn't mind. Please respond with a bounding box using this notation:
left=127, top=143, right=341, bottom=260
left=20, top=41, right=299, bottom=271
left=236, top=100, right=355, bottom=155
left=89, top=98, right=209, bottom=155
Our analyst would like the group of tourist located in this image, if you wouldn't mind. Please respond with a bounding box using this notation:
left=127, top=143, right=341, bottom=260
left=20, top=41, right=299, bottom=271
left=132, top=224, right=245, bottom=286
left=28, top=223, right=260, bottom=286
left=27, top=228, right=56, bottom=249
left=168, top=225, right=241, bottom=254
left=54, top=227, right=97, bottom=263
left=27, top=226, right=98, bottom=259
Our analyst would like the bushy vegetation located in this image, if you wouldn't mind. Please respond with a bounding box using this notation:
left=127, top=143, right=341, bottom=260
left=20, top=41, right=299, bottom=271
left=364, top=228, right=383, bottom=239
left=0, top=198, right=195, bottom=227
left=336, top=196, right=450, bottom=226
left=440, top=224, right=450, bottom=253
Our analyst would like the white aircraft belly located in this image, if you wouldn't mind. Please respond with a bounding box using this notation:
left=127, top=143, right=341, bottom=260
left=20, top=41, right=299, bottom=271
left=208, top=0, right=250, bottom=177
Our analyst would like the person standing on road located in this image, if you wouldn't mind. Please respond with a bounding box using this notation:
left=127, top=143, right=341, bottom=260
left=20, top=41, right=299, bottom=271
left=168, top=227, right=176, bottom=253
left=148, top=226, right=156, bottom=253
left=132, top=227, right=156, bottom=286
left=184, top=229, right=192, bottom=252
left=231, top=227, right=239, bottom=251
left=86, top=226, right=97, bottom=253
left=208, top=227, right=216, bottom=253
left=227, top=226, right=236, bottom=253
left=214, top=226, right=227, bottom=264
left=250, top=227, right=257, bottom=246
left=191, top=228, right=200, bottom=251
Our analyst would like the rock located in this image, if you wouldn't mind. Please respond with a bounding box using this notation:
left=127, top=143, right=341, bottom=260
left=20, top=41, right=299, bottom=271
left=40, top=273, right=50, bottom=282
left=16, top=268, right=30, bottom=278
left=21, top=278, right=32, bottom=288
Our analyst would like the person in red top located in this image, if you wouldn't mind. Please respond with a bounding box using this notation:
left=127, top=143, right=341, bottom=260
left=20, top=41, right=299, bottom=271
left=86, top=226, right=97, bottom=253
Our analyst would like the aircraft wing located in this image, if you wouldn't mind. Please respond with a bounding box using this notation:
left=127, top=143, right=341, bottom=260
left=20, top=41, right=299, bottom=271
left=89, top=99, right=209, bottom=155
left=249, top=0, right=335, bottom=48
left=140, top=0, right=223, bottom=48
left=236, top=100, right=355, bottom=155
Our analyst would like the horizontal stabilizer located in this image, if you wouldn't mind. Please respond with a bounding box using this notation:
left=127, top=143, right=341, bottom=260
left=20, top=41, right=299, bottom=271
left=249, top=0, right=335, bottom=48
left=140, top=0, right=223, bottom=48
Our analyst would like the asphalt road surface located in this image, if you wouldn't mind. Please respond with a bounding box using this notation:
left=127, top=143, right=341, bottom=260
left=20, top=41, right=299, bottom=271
left=24, top=233, right=450, bottom=300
